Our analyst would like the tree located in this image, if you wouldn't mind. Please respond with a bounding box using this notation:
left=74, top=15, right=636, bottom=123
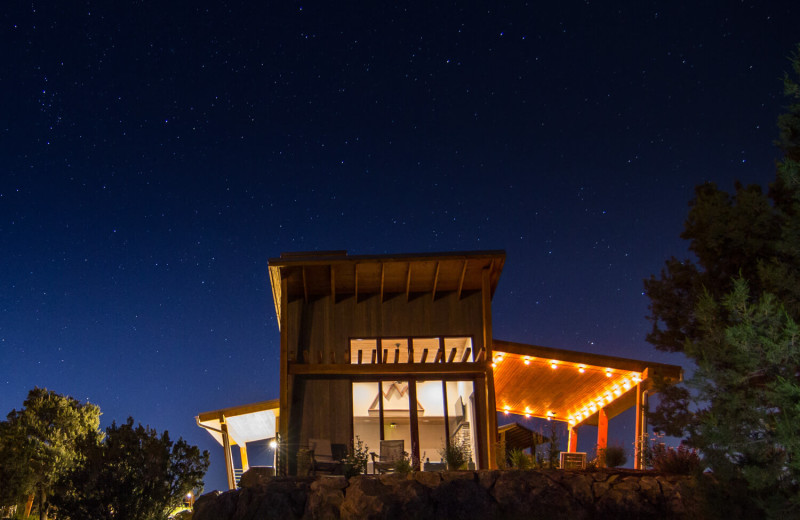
left=644, top=45, right=800, bottom=516
left=53, top=417, right=210, bottom=520
left=0, top=388, right=101, bottom=520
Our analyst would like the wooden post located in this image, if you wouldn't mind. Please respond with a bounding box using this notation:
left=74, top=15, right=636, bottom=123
left=240, top=444, right=250, bottom=473
left=634, top=381, right=649, bottom=469
left=482, top=268, right=498, bottom=469
left=597, top=408, right=608, bottom=467
left=278, top=274, right=290, bottom=476
left=221, top=418, right=236, bottom=490
left=408, top=381, right=421, bottom=468
left=568, top=426, right=578, bottom=452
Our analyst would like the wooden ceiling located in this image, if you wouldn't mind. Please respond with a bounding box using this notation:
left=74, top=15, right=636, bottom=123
left=268, top=250, right=505, bottom=325
left=492, top=340, right=682, bottom=428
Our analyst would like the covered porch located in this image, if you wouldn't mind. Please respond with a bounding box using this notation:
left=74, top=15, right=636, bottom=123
left=492, top=340, right=682, bottom=467
left=196, top=399, right=280, bottom=489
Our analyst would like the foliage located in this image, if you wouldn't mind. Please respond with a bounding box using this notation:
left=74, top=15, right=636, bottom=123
left=392, top=451, right=414, bottom=475
left=644, top=44, right=800, bottom=516
left=494, top=439, right=508, bottom=469
left=508, top=448, right=533, bottom=470
left=439, top=440, right=468, bottom=470
left=0, top=388, right=101, bottom=520
left=650, top=443, right=702, bottom=475
left=342, top=436, right=369, bottom=478
left=598, top=443, right=627, bottom=468
left=542, top=422, right=561, bottom=469
left=52, top=417, right=209, bottom=520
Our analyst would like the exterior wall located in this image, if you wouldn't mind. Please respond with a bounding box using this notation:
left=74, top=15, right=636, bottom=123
left=282, top=290, right=486, bottom=466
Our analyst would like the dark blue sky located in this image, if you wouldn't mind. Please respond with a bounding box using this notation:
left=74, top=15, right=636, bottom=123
left=2, top=1, right=797, bottom=491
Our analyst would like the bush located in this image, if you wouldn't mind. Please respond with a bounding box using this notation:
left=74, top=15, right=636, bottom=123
left=508, top=448, right=533, bottom=469
left=600, top=443, right=628, bottom=468
left=343, top=436, right=369, bottom=478
left=651, top=443, right=701, bottom=474
left=439, top=441, right=468, bottom=470
left=393, top=451, right=414, bottom=475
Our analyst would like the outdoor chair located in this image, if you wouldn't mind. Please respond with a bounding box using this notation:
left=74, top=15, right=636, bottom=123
left=369, top=439, right=404, bottom=474
left=309, top=438, right=346, bottom=475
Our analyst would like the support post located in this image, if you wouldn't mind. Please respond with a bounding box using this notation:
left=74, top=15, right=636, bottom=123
left=481, top=268, right=497, bottom=469
left=220, top=418, right=236, bottom=490
left=634, top=382, right=649, bottom=469
left=597, top=408, right=608, bottom=467
left=568, top=426, right=578, bottom=452
left=240, top=444, right=250, bottom=473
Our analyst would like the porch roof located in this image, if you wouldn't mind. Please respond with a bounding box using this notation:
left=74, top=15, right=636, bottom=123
left=268, top=250, right=506, bottom=327
left=492, top=340, right=682, bottom=428
left=196, top=399, right=280, bottom=447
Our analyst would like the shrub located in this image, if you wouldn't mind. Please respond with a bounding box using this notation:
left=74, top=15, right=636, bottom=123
left=651, top=443, right=701, bottom=474
left=439, top=441, right=468, bottom=470
left=600, top=443, right=628, bottom=468
left=343, top=436, right=369, bottom=478
left=393, top=451, right=414, bottom=475
left=508, top=448, right=533, bottom=469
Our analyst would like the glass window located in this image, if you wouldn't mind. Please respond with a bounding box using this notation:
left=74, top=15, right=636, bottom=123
left=415, top=380, right=447, bottom=468
left=446, top=380, right=478, bottom=469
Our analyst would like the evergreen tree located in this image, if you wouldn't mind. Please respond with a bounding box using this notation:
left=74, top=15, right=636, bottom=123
left=644, top=45, right=800, bottom=516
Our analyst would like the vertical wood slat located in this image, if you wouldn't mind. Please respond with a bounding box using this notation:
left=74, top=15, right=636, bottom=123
left=447, top=348, right=457, bottom=363
left=408, top=381, right=421, bottom=468
left=380, top=263, right=385, bottom=303
left=421, top=349, right=428, bottom=363
left=442, top=381, right=451, bottom=449
left=394, top=348, right=400, bottom=363
left=461, top=347, right=472, bottom=363
left=371, top=349, right=376, bottom=364
left=357, top=350, right=363, bottom=364
left=330, top=266, right=336, bottom=304
left=405, top=263, right=412, bottom=302
left=302, top=267, right=308, bottom=303
left=457, top=260, right=467, bottom=300
left=432, top=261, right=440, bottom=302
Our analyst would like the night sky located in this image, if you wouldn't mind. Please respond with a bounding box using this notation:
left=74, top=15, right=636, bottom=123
left=2, top=2, right=797, bottom=491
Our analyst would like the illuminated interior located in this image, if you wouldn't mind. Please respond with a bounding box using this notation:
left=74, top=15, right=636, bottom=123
left=352, top=379, right=478, bottom=470
left=350, top=337, right=473, bottom=364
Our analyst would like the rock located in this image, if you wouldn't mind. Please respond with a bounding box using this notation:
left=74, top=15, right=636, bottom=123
left=239, top=466, right=275, bottom=489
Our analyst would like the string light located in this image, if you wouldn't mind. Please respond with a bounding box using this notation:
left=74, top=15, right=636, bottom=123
left=578, top=365, right=585, bottom=373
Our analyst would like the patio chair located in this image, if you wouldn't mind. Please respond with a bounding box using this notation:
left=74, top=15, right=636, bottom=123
left=369, top=439, right=404, bottom=474
left=309, top=438, right=345, bottom=475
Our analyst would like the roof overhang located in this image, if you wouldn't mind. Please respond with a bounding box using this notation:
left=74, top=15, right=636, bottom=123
left=492, top=340, right=682, bottom=428
left=196, top=399, right=280, bottom=447
left=268, top=250, right=506, bottom=327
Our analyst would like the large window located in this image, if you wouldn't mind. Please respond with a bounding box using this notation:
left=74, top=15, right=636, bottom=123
left=349, top=336, right=474, bottom=364
left=352, top=378, right=478, bottom=471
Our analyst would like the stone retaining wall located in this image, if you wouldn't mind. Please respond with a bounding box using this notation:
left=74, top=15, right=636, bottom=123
left=194, top=469, right=703, bottom=520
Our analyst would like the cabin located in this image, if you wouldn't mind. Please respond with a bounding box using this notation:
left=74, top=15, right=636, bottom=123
left=197, top=250, right=682, bottom=488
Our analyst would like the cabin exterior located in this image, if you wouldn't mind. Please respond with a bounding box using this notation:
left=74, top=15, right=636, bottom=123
left=269, top=250, right=504, bottom=475
left=197, top=249, right=682, bottom=487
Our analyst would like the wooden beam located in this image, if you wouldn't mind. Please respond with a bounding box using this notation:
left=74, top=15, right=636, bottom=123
left=408, top=380, right=421, bottom=467
left=394, top=348, right=400, bottom=363
left=457, top=260, right=467, bottom=300
left=382, top=348, right=388, bottom=363
left=330, top=266, right=336, bottom=304
left=289, top=362, right=485, bottom=377
left=380, top=263, right=385, bottom=303
left=301, top=267, right=308, bottom=303
left=475, top=347, right=485, bottom=362
left=482, top=267, right=498, bottom=468
left=278, top=275, right=290, bottom=476
left=371, top=349, right=376, bottom=364
left=420, top=349, right=428, bottom=363
left=357, top=350, right=363, bottom=364
left=432, top=261, right=440, bottom=302
left=434, top=349, right=443, bottom=363
left=405, top=262, right=412, bottom=302
left=447, top=348, right=457, bottom=363
left=460, top=348, right=472, bottom=363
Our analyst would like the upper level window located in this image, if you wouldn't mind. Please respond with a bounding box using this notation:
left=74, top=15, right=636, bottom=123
left=349, top=336, right=474, bottom=364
